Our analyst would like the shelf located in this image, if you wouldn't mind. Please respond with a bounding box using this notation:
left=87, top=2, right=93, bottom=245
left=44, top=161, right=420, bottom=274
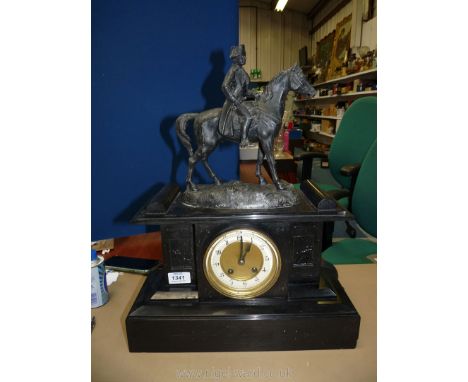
left=312, top=68, right=377, bottom=88
left=307, top=130, right=336, bottom=138
left=304, top=130, right=334, bottom=142
left=294, top=90, right=377, bottom=103
left=274, top=151, right=293, bottom=160
left=293, top=68, right=376, bottom=146
left=319, top=131, right=335, bottom=138
left=294, top=114, right=341, bottom=120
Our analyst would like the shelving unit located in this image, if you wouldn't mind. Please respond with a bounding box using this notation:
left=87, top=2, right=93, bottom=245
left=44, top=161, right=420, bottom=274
left=303, top=131, right=334, bottom=146
left=293, top=68, right=377, bottom=140
left=293, top=114, right=341, bottom=120
left=312, top=68, right=377, bottom=88
left=294, top=90, right=377, bottom=103
left=319, top=131, right=335, bottom=138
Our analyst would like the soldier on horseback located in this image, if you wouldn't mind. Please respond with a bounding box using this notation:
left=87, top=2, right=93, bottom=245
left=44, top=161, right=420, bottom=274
left=176, top=61, right=316, bottom=191
left=219, top=44, right=255, bottom=148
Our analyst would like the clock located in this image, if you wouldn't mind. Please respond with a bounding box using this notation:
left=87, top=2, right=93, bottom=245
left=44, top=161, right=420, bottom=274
left=126, top=181, right=361, bottom=352
left=203, top=228, right=281, bottom=299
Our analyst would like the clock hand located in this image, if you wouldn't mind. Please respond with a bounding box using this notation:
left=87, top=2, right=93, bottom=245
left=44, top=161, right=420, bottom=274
left=239, top=235, right=243, bottom=262
left=239, top=240, right=252, bottom=265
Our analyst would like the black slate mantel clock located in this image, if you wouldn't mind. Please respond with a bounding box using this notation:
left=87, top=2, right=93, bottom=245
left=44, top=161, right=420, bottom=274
left=125, top=180, right=361, bottom=352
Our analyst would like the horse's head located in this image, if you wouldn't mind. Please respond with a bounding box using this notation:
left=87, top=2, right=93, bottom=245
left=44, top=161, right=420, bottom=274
left=289, top=64, right=316, bottom=98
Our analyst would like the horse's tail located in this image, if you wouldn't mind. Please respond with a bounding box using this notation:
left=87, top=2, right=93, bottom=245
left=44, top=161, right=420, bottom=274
left=176, top=113, right=198, bottom=156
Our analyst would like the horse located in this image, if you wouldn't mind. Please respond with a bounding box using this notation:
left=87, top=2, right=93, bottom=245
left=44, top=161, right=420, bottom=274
left=176, top=64, right=316, bottom=191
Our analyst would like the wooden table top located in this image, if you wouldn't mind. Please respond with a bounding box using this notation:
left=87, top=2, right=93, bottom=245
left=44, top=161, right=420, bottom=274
left=91, top=264, right=376, bottom=382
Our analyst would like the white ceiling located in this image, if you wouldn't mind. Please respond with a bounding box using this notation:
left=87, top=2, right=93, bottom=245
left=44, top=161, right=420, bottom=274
left=257, top=0, right=322, bottom=15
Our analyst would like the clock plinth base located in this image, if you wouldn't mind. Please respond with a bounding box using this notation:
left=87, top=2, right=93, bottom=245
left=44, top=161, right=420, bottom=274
left=126, top=181, right=360, bottom=352
left=126, top=263, right=360, bottom=352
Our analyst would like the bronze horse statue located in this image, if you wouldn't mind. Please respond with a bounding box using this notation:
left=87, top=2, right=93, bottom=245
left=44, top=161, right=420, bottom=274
left=176, top=64, right=316, bottom=191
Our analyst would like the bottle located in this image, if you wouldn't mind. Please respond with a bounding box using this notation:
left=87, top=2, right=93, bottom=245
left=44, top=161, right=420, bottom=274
left=283, top=122, right=293, bottom=152
left=91, top=249, right=109, bottom=308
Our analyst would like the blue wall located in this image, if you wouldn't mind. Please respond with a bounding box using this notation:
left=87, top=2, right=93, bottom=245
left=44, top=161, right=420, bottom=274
left=92, top=0, right=239, bottom=240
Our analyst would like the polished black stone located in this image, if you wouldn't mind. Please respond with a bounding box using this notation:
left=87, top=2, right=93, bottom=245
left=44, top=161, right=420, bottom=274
left=125, top=181, right=360, bottom=352
left=132, top=181, right=352, bottom=225
left=126, top=263, right=360, bottom=352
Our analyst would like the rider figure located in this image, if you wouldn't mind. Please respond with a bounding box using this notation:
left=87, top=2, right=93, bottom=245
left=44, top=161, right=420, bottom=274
left=221, top=44, right=252, bottom=148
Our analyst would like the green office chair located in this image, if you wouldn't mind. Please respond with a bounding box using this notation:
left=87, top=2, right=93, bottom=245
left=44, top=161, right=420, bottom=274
left=294, top=96, right=377, bottom=211
left=321, top=140, right=377, bottom=264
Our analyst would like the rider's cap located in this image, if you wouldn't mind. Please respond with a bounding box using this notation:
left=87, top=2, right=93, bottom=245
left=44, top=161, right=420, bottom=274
left=230, top=44, right=246, bottom=59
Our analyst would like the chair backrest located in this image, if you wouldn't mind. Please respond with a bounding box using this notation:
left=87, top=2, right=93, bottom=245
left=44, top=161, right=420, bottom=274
left=352, top=140, right=377, bottom=237
left=328, top=96, right=377, bottom=189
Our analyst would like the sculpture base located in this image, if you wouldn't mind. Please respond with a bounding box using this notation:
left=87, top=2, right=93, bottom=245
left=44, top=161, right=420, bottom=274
left=131, top=181, right=351, bottom=225
left=126, top=263, right=360, bottom=352
left=180, top=181, right=300, bottom=209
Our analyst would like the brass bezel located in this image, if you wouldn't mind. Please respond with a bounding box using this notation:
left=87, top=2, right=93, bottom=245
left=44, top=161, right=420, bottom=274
left=203, top=228, right=281, bottom=299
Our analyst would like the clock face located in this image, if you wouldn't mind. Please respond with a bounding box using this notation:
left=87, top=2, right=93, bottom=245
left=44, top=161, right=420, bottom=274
left=203, top=228, right=281, bottom=299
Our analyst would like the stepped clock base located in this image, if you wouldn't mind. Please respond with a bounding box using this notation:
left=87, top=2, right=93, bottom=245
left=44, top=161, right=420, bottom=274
left=126, top=263, right=360, bottom=352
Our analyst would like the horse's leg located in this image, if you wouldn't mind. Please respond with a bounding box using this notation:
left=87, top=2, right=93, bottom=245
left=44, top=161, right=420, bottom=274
left=256, top=145, right=267, bottom=185
left=187, top=145, right=220, bottom=191
left=201, top=144, right=221, bottom=185
left=186, top=152, right=200, bottom=192
left=202, top=156, right=221, bottom=185
left=199, top=120, right=222, bottom=185
left=261, top=138, right=285, bottom=190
